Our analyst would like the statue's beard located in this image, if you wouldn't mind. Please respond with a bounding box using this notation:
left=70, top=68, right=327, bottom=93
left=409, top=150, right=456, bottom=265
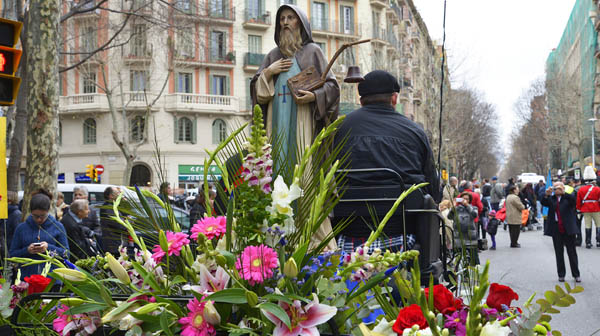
left=279, top=27, right=303, bottom=57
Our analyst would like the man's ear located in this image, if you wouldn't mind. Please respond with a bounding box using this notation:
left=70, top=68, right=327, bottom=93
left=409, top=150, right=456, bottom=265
left=391, top=92, right=398, bottom=107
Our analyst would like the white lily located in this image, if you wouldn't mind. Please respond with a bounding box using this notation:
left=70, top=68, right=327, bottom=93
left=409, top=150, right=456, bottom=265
left=270, top=176, right=302, bottom=217
left=480, top=321, right=511, bottom=336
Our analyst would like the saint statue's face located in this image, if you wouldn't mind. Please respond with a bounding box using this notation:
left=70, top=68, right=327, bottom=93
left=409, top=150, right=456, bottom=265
left=280, top=8, right=299, bottom=32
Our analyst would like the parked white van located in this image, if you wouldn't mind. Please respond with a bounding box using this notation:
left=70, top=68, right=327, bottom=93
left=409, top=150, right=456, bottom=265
left=517, top=173, right=545, bottom=185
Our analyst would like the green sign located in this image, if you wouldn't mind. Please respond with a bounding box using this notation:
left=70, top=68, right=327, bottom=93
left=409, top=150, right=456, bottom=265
left=178, top=165, right=222, bottom=182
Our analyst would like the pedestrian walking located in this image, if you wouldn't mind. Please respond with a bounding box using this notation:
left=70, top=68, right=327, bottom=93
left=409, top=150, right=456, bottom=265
left=505, top=185, right=525, bottom=248
left=541, top=182, right=581, bottom=283
left=576, top=166, right=600, bottom=249
left=490, top=177, right=504, bottom=211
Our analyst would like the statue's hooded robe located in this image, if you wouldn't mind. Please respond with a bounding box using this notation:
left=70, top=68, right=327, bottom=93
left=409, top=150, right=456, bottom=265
left=250, top=4, right=340, bottom=158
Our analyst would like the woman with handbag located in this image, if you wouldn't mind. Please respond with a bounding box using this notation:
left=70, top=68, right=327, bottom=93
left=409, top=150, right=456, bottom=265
left=505, top=185, right=525, bottom=248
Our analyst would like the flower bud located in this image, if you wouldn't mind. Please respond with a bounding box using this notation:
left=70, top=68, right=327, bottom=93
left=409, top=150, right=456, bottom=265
left=53, top=268, right=87, bottom=282
left=203, top=301, right=221, bottom=325
left=283, top=258, right=298, bottom=278
left=427, top=311, right=436, bottom=320
left=106, top=253, right=131, bottom=285
left=245, top=290, right=259, bottom=307
left=215, top=254, right=227, bottom=267
left=59, top=298, right=86, bottom=306
left=442, top=328, right=450, bottom=336
left=158, top=230, right=169, bottom=253
left=135, top=303, right=161, bottom=315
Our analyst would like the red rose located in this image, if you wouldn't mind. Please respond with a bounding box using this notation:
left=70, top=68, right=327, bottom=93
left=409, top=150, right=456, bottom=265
left=392, top=304, right=428, bottom=334
left=24, top=274, right=52, bottom=295
left=424, top=284, right=464, bottom=315
left=486, top=283, right=519, bottom=311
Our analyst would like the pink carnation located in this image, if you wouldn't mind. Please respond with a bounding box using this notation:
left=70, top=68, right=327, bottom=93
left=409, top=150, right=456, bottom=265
left=191, top=217, right=227, bottom=240
left=235, top=245, right=279, bottom=285
left=152, top=231, right=190, bottom=263
left=178, top=297, right=216, bottom=336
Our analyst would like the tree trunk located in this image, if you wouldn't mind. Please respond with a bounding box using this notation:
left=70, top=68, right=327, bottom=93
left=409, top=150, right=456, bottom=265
left=21, top=0, right=60, bottom=217
left=6, top=13, right=28, bottom=192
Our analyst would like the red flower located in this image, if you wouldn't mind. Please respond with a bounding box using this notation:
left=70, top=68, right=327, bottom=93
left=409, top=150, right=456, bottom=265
left=24, top=274, right=52, bottom=295
left=424, top=284, right=464, bottom=315
left=392, top=304, right=428, bottom=334
left=486, top=283, right=519, bottom=311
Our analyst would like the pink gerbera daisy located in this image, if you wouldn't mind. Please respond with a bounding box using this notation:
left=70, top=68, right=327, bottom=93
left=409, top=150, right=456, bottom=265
left=178, top=297, right=216, bottom=336
left=152, top=231, right=190, bottom=263
left=53, top=305, right=71, bottom=335
left=191, top=217, right=227, bottom=240
left=235, top=245, right=279, bottom=285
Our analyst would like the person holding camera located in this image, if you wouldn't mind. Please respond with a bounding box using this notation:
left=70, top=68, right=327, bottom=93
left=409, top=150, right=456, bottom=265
left=541, top=182, right=581, bottom=282
left=9, top=191, right=69, bottom=280
left=449, top=192, right=479, bottom=265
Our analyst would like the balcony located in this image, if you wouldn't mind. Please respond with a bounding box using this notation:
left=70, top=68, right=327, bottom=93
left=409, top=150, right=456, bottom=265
left=202, top=50, right=236, bottom=69
left=371, top=26, right=388, bottom=45
left=388, top=5, right=401, bottom=25
left=197, top=5, right=235, bottom=25
left=125, top=47, right=152, bottom=65
left=59, top=94, right=109, bottom=114
left=164, top=93, right=239, bottom=114
left=370, top=0, right=388, bottom=9
left=310, top=18, right=361, bottom=39
left=411, top=31, right=421, bottom=44
left=402, top=11, right=413, bottom=26
left=119, top=91, right=158, bottom=110
left=243, top=52, right=265, bottom=72
left=243, top=10, right=271, bottom=30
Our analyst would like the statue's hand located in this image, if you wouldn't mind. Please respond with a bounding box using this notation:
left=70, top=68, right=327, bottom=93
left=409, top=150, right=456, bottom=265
left=266, top=58, right=293, bottom=78
left=296, top=90, right=315, bottom=104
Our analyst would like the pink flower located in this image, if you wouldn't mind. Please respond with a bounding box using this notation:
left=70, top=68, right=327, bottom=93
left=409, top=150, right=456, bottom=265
left=178, top=297, right=216, bottom=336
left=235, top=245, right=279, bottom=285
left=191, top=217, right=227, bottom=240
left=53, top=304, right=101, bottom=336
left=152, top=231, right=190, bottom=263
left=263, top=293, right=337, bottom=336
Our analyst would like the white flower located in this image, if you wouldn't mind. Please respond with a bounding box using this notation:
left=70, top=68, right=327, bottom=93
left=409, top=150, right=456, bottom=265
left=270, top=176, right=302, bottom=217
left=480, top=321, right=511, bottom=336
left=372, top=318, right=395, bottom=336
left=403, top=327, right=433, bottom=336
left=118, top=314, right=141, bottom=330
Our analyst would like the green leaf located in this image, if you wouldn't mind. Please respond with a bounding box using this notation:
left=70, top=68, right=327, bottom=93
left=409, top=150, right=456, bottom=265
left=66, top=303, right=107, bottom=315
left=546, top=307, right=560, bottom=314
left=555, top=298, right=570, bottom=307
left=539, top=314, right=552, bottom=322
left=292, top=242, right=309, bottom=267
left=571, top=286, right=584, bottom=293
left=544, top=291, right=557, bottom=305
left=551, top=330, right=562, bottom=336
left=207, top=288, right=248, bottom=304
left=171, top=275, right=187, bottom=286
left=562, top=294, right=576, bottom=305
left=160, top=311, right=174, bottom=336
left=130, top=311, right=161, bottom=324
left=131, top=262, right=161, bottom=292
left=564, top=282, right=572, bottom=292
left=259, top=302, right=291, bottom=329
left=347, top=271, right=387, bottom=302
left=536, top=299, right=551, bottom=309
left=554, top=285, right=566, bottom=297
left=217, top=250, right=237, bottom=268
left=264, top=294, right=293, bottom=305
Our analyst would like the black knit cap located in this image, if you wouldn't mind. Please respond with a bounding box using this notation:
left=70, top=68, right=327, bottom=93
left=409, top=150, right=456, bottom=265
left=358, top=70, right=401, bottom=97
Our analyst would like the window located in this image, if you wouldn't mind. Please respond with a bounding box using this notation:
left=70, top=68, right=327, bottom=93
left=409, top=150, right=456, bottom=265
left=210, top=0, right=225, bottom=17
left=130, top=116, right=145, bottom=142
left=341, top=6, right=354, bottom=34
left=372, top=11, right=380, bottom=38
left=177, top=72, right=193, bottom=93
left=177, top=29, right=195, bottom=58
left=83, top=73, right=96, bottom=94
left=175, top=0, right=193, bottom=13
left=210, top=31, right=226, bottom=61
left=247, top=0, right=262, bottom=19
left=312, top=2, right=326, bottom=30
left=248, top=35, right=262, bottom=54
left=83, top=118, right=96, bottom=144
left=130, top=24, right=147, bottom=56
left=81, top=25, right=96, bottom=53
left=211, top=75, right=229, bottom=95
left=212, top=119, right=226, bottom=144
left=177, top=117, right=193, bottom=142
left=130, top=70, right=148, bottom=91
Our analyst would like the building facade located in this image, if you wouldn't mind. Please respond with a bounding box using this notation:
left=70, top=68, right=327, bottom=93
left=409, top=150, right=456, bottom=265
left=56, top=0, right=448, bottom=192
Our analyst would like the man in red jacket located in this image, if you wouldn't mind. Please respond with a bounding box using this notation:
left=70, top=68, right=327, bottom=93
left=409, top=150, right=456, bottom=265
left=577, top=166, right=600, bottom=248
left=464, top=181, right=484, bottom=227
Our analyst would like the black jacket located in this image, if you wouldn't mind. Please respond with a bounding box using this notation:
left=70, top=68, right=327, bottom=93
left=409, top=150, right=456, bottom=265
left=334, top=103, right=440, bottom=202
left=541, top=193, right=578, bottom=236
left=100, top=201, right=125, bottom=255
left=61, top=211, right=95, bottom=260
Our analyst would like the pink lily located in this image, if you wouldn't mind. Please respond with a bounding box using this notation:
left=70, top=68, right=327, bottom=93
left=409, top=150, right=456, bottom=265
left=184, top=265, right=230, bottom=294
left=263, top=293, right=337, bottom=336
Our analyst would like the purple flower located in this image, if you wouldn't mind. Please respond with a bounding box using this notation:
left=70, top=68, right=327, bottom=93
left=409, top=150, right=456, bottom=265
left=444, top=309, right=468, bottom=336
left=482, top=307, right=499, bottom=319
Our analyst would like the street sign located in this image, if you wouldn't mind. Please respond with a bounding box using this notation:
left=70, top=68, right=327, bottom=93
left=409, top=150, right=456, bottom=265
left=95, top=164, right=104, bottom=175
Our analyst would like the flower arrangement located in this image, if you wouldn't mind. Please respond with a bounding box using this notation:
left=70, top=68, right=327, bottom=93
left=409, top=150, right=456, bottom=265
left=3, top=106, right=584, bottom=336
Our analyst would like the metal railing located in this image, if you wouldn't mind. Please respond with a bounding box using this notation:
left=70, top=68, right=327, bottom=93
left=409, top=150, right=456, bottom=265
left=208, top=50, right=236, bottom=64
left=204, top=5, right=235, bottom=20
left=372, top=26, right=387, bottom=41
left=310, top=17, right=360, bottom=35
left=244, top=9, right=271, bottom=24
left=244, top=52, right=265, bottom=66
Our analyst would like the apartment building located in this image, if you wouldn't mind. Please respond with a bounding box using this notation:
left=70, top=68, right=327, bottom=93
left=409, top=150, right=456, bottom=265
left=56, top=0, right=447, bottom=191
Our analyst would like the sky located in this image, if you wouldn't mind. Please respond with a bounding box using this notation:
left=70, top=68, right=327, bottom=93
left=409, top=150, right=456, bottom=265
left=414, top=0, right=576, bottom=151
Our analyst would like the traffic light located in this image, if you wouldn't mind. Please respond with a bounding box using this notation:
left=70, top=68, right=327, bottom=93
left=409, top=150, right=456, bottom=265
left=85, top=164, right=94, bottom=179
left=0, top=18, right=22, bottom=106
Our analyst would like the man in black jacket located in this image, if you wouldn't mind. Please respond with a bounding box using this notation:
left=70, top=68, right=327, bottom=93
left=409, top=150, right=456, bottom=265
left=541, top=182, right=581, bottom=283
left=333, top=70, right=439, bottom=253
left=100, top=187, right=125, bottom=255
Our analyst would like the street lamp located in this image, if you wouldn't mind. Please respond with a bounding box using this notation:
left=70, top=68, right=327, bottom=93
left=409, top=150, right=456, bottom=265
left=589, top=118, right=598, bottom=169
